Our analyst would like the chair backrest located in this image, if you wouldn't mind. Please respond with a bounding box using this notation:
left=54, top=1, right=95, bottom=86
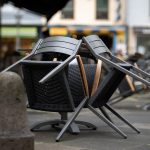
left=83, top=35, right=111, bottom=57
left=35, top=36, right=80, bottom=56
left=22, top=60, right=75, bottom=112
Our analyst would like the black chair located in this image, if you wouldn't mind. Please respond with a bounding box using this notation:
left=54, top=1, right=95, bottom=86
left=80, top=35, right=142, bottom=138
left=21, top=36, right=98, bottom=141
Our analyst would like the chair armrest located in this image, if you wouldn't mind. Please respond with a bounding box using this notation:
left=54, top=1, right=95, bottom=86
left=1, top=39, right=42, bottom=74
left=91, top=60, right=102, bottom=96
left=39, top=54, right=76, bottom=84
left=134, top=63, right=147, bottom=89
left=125, top=75, right=136, bottom=92
left=76, top=55, right=89, bottom=97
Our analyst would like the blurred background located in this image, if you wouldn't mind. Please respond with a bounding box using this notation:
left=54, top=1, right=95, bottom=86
left=0, top=0, right=150, bottom=71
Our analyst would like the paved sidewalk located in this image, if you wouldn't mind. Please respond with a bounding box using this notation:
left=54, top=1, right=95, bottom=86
left=27, top=92, right=150, bottom=150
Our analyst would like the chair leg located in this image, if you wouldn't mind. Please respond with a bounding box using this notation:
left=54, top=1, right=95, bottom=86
left=99, top=107, right=113, bottom=122
left=56, top=97, right=88, bottom=142
left=88, top=104, right=127, bottom=139
left=105, top=104, right=140, bottom=133
left=109, top=97, right=125, bottom=105
left=59, top=112, right=80, bottom=134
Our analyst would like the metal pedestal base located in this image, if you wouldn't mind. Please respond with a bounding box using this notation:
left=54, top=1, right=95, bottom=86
left=31, top=112, right=96, bottom=134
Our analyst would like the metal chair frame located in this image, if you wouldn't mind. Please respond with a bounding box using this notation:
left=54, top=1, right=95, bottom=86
left=79, top=35, right=141, bottom=140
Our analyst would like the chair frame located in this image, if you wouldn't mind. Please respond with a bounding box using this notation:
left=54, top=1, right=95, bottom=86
left=79, top=35, right=141, bottom=140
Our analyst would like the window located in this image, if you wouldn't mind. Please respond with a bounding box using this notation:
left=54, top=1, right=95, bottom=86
left=96, top=0, right=109, bottom=19
left=61, top=0, right=73, bottom=19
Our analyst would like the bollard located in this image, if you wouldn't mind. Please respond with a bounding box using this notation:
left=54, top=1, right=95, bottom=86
left=0, top=72, right=34, bottom=150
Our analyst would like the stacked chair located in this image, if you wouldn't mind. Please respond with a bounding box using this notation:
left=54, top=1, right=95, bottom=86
left=83, top=35, right=150, bottom=107
left=2, top=35, right=150, bottom=142
left=23, top=36, right=117, bottom=141
left=40, top=36, right=142, bottom=141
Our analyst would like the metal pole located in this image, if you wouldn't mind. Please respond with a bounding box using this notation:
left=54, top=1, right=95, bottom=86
left=0, top=1, right=2, bottom=52
left=15, top=9, right=21, bottom=51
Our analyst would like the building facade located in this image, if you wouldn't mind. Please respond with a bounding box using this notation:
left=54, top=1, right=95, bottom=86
left=2, top=1, right=149, bottom=56
left=126, top=0, right=150, bottom=55
left=47, top=0, right=127, bottom=53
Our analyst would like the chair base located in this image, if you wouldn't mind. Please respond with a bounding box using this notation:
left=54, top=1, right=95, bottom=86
left=31, top=111, right=96, bottom=134
left=31, top=119, right=96, bottom=134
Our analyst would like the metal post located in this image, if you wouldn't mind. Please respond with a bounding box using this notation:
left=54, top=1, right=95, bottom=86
left=0, top=1, right=2, bottom=52
left=15, top=9, right=22, bottom=51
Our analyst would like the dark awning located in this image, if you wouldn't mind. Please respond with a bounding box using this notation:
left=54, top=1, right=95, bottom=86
left=1, top=0, right=70, bottom=21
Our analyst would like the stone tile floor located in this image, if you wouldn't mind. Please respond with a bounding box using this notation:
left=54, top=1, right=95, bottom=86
left=27, top=92, right=150, bottom=150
